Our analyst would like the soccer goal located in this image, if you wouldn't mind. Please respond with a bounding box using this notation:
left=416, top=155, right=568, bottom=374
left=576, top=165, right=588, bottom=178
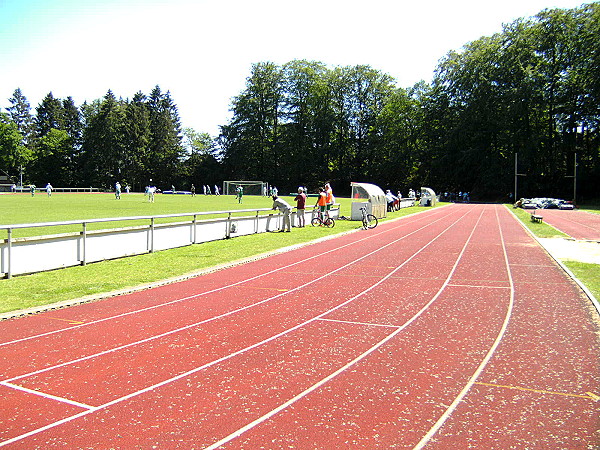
left=223, top=181, right=268, bottom=196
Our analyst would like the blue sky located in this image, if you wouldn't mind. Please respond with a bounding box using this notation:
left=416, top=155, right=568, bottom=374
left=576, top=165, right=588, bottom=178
left=0, top=0, right=588, bottom=136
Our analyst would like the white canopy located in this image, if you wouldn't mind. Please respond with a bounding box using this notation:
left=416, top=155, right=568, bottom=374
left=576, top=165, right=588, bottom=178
left=420, top=187, right=437, bottom=207
left=350, top=182, right=387, bottom=219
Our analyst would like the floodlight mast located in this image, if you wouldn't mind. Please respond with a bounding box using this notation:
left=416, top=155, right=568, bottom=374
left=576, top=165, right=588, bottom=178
left=514, top=153, right=526, bottom=200
left=564, top=152, right=577, bottom=204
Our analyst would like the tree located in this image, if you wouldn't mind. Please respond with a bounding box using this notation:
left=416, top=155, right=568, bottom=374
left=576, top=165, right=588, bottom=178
left=146, top=86, right=184, bottom=187
left=0, top=113, right=31, bottom=177
left=6, top=88, right=33, bottom=146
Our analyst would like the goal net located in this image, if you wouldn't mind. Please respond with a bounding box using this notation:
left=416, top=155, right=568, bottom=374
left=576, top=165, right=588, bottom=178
left=223, top=181, right=268, bottom=196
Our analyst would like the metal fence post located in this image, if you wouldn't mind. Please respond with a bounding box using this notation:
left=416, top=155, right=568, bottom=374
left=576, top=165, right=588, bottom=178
left=6, top=228, right=12, bottom=279
left=193, top=214, right=197, bottom=244
left=81, top=222, right=87, bottom=265
left=150, top=217, right=155, bottom=253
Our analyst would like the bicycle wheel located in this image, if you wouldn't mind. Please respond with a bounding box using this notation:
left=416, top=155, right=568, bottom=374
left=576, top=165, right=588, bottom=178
left=311, top=217, right=322, bottom=227
left=324, top=217, right=335, bottom=228
left=366, top=214, right=378, bottom=229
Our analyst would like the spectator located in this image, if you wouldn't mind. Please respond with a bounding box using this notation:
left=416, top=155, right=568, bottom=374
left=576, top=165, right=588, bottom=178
left=294, top=187, right=307, bottom=227
left=324, top=182, right=334, bottom=218
left=315, top=187, right=327, bottom=221
left=272, top=195, right=292, bottom=232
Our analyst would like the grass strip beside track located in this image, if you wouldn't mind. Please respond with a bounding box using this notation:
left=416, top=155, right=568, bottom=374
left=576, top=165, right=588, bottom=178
left=0, top=193, right=433, bottom=315
left=507, top=204, right=600, bottom=301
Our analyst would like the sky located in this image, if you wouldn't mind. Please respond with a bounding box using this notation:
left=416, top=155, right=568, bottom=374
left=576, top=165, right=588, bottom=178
left=0, top=0, right=589, bottom=136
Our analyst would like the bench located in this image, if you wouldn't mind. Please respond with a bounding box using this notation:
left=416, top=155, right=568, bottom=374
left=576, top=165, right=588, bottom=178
left=531, top=214, right=543, bottom=223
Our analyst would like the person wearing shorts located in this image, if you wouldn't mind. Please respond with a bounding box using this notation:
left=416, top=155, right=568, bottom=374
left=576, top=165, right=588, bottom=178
left=294, top=187, right=307, bottom=227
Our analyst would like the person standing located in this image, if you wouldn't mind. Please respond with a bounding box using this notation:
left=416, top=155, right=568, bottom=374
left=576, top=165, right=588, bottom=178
left=30, top=184, right=36, bottom=196
left=191, top=184, right=196, bottom=196
left=324, top=182, right=334, bottom=218
left=115, top=181, right=121, bottom=199
left=236, top=185, right=243, bottom=203
left=294, top=187, right=307, bottom=227
left=315, top=187, right=327, bottom=221
left=45, top=183, right=53, bottom=197
left=272, top=195, right=292, bottom=232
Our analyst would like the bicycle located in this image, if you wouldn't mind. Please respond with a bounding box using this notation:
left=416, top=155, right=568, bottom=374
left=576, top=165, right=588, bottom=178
left=311, top=210, right=335, bottom=228
left=360, top=206, right=378, bottom=230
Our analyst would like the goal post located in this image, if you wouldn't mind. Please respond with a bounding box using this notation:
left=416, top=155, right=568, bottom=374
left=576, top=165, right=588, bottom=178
left=223, top=181, right=268, bottom=196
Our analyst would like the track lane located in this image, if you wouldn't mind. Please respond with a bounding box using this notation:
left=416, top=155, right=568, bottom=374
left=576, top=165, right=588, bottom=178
left=0, top=206, right=476, bottom=444
left=1, top=205, right=598, bottom=448
left=0, top=207, right=466, bottom=380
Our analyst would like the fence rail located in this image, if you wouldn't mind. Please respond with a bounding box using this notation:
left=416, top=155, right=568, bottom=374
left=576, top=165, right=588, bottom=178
left=0, top=205, right=340, bottom=279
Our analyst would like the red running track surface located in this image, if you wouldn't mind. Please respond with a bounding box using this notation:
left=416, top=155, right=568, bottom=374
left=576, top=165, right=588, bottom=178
left=0, top=204, right=598, bottom=448
left=531, top=208, right=600, bottom=240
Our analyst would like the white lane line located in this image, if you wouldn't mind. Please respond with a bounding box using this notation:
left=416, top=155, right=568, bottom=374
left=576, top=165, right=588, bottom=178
left=0, top=208, right=452, bottom=348
left=2, top=209, right=456, bottom=385
left=0, top=208, right=473, bottom=448
left=414, top=204, right=515, bottom=449
left=204, top=206, right=487, bottom=450
left=0, top=381, right=95, bottom=410
left=316, top=318, right=401, bottom=328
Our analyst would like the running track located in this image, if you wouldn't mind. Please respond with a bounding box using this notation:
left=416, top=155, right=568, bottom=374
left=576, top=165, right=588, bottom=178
left=1, top=204, right=598, bottom=448
left=532, top=208, right=600, bottom=240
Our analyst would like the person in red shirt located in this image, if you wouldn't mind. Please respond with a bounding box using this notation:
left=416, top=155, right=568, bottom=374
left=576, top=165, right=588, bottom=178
left=294, top=187, right=307, bottom=227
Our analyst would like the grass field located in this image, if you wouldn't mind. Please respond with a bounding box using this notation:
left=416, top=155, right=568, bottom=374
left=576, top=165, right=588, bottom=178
left=0, top=192, right=427, bottom=314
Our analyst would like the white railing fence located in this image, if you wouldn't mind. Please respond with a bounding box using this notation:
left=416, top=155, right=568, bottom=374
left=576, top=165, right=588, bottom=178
left=0, top=206, right=340, bottom=278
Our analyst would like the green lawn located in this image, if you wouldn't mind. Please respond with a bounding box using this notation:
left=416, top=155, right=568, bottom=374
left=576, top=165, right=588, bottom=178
left=0, top=192, right=432, bottom=314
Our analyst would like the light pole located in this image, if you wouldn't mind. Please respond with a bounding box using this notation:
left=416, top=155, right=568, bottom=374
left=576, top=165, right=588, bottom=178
left=514, top=153, right=526, bottom=201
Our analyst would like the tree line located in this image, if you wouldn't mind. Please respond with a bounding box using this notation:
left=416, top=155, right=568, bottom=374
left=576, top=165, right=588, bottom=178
left=1, top=3, right=598, bottom=200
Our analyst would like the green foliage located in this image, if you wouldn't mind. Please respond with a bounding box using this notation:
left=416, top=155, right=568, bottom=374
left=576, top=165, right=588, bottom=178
left=1, top=3, right=598, bottom=201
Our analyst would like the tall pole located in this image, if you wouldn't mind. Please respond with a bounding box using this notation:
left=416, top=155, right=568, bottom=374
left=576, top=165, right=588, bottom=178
left=514, top=153, right=518, bottom=201
left=573, top=153, right=577, bottom=205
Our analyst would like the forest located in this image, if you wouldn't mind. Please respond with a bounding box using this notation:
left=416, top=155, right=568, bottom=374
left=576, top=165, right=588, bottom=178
left=1, top=3, right=598, bottom=201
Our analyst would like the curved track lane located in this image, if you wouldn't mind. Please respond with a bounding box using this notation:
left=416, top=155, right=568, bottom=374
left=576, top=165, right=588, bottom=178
left=0, top=204, right=598, bottom=448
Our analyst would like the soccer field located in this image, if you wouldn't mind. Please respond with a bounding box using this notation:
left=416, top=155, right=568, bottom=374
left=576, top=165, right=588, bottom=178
left=0, top=192, right=314, bottom=238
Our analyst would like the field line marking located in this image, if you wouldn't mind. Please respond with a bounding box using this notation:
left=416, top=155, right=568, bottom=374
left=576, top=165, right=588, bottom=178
left=0, top=207, right=473, bottom=447
left=2, top=208, right=458, bottom=385
left=0, top=381, right=95, bottom=410
left=204, top=206, right=486, bottom=450
left=474, top=381, right=598, bottom=401
left=414, top=204, right=515, bottom=449
left=0, top=207, right=453, bottom=348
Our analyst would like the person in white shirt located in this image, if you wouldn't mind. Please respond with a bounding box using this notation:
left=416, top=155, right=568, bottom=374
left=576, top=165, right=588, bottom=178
left=272, top=195, right=292, bottom=232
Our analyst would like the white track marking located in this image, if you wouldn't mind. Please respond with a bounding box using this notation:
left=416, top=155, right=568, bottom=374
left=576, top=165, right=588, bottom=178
left=0, top=208, right=452, bottom=348
left=204, top=207, right=487, bottom=450
left=1, top=382, right=95, bottom=410
left=414, top=204, right=515, bottom=449
left=317, top=318, right=401, bottom=328
left=2, top=209, right=457, bottom=385
left=0, top=208, right=474, bottom=447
